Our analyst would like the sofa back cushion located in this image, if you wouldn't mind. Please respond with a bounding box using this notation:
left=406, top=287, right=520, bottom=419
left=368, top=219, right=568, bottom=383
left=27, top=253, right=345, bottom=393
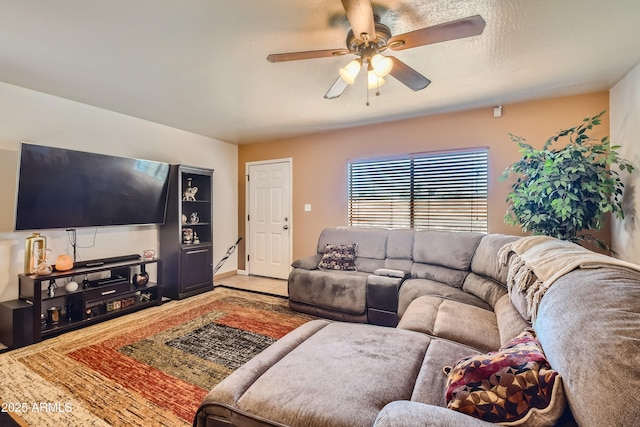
left=411, top=264, right=469, bottom=288
left=386, top=229, right=415, bottom=259
left=470, top=234, right=520, bottom=285
left=462, top=273, right=508, bottom=307
left=384, top=229, right=415, bottom=272
left=494, top=294, right=529, bottom=345
left=317, top=227, right=389, bottom=273
left=317, top=227, right=388, bottom=259
left=413, top=231, right=484, bottom=270
left=408, top=231, right=484, bottom=287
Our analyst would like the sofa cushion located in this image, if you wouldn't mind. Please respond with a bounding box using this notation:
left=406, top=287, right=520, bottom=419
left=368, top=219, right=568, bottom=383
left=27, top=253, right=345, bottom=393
left=398, top=278, right=491, bottom=317
left=384, top=257, right=414, bottom=272
left=410, top=338, right=482, bottom=407
left=318, top=227, right=388, bottom=259
left=413, top=230, right=484, bottom=270
left=386, top=229, right=415, bottom=259
left=445, top=329, right=566, bottom=426
left=510, top=285, right=534, bottom=322
left=195, top=320, right=332, bottom=425
left=398, top=295, right=501, bottom=352
left=318, top=243, right=357, bottom=271
left=375, top=401, right=497, bottom=427
left=288, top=268, right=369, bottom=315
left=356, top=257, right=386, bottom=273
left=494, top=294, right=530, bottom=345
left=233, top=322, right=432, bottom=427
left=470, top=234, right=520, bottom=284
left=411, top=263, right=469, bottom=288
left=385, top=229, right=416, bottom=272
left=462, top=272, right=508, bottom=308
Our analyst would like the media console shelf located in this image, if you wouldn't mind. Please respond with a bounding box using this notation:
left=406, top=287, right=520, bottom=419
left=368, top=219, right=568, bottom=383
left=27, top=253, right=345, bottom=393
left=17, top=257, right=162, bottom=346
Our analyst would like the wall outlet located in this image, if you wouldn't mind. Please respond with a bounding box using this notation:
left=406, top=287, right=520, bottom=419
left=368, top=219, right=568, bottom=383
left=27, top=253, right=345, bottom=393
left=304, top=204, right=311, bottom=212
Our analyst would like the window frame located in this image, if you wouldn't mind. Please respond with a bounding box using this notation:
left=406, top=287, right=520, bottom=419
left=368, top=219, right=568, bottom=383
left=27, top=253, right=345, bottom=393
left=347, top=147, right=489, bottom=233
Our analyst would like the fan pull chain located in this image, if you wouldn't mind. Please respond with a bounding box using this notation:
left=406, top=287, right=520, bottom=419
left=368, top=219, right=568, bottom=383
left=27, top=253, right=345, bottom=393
left=366, top=80, right=381, bottom=107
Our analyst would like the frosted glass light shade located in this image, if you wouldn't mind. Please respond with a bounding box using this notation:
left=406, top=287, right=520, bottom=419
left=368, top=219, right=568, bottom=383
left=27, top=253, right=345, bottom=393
left=367, top=69, right=386, bottom=89
left=339, top=59, right=362, bottom=84
left=371, top=54, right=393, bottom=77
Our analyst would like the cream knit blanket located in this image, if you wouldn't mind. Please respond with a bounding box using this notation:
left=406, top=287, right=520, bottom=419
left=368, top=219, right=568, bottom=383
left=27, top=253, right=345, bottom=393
left=497, top=235, right=640, bottom=322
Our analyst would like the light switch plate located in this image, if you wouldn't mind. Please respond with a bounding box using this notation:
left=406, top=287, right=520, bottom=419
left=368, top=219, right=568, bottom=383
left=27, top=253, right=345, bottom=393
left=304, top=204, right=311, bottom=212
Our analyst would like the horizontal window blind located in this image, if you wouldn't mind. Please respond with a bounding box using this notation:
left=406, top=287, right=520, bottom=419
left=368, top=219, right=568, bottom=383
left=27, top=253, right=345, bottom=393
left=348, top=149, right=488, bottom=232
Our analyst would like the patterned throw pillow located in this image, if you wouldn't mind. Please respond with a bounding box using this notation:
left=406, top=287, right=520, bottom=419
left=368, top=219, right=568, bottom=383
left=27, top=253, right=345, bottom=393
left=318, top=243, right=357, bottom=271
left=444, top=329, right=566, bottom=426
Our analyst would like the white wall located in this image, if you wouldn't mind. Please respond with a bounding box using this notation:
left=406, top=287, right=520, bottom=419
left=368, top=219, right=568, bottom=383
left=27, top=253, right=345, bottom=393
left=0, top=81, right=238, bottom=302
left=611, top=61, right=640, bottom=262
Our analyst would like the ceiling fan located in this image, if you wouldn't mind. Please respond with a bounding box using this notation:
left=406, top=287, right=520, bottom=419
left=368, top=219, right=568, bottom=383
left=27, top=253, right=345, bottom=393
left=266, top=0, right=486, bottom=101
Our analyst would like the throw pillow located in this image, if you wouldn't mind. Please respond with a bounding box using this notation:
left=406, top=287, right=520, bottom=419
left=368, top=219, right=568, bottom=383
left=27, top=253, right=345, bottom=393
left=318, top=243, right=357, bottom=271
left=444, top=329, right=566, bottom=426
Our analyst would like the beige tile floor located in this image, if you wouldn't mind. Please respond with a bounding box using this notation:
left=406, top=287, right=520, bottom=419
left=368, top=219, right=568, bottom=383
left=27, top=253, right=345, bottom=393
left=215, top=274, right=288, bottom=297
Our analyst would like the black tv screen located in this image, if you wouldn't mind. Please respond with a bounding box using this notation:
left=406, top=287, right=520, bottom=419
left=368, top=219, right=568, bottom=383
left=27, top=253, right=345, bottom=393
left=15, top=143, right=170, bottom=230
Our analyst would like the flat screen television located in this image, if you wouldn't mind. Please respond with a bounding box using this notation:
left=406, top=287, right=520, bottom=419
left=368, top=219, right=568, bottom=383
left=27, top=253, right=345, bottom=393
left=14, top=143, right=171, bottom=230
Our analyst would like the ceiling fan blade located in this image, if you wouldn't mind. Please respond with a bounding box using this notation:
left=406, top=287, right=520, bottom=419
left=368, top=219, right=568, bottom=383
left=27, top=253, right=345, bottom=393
left=388, top=57, right=431, bottom=91
left=388, top=15, right=486, bottom=51
left=341, top=0, right=376, bottom=41
left=267, top=48, right=349, bottom=63
left=324, top=76, right=349, bottom=99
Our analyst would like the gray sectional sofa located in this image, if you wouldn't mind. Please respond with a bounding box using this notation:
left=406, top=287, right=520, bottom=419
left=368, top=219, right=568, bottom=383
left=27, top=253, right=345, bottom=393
left=195, top=227, right=640, bottom=427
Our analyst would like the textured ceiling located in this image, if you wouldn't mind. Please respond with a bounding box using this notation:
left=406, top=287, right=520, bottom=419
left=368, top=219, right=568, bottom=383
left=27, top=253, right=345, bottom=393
left=0, top=0, right=639, bottom=144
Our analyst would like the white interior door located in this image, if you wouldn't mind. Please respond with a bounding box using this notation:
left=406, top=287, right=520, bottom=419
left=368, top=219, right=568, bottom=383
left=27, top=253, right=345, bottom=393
left=247, top=160, right=292, bottom=279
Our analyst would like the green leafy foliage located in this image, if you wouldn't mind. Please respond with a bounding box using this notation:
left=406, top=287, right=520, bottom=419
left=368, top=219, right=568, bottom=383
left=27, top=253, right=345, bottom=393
left=500, top=111, right=634, bottom=251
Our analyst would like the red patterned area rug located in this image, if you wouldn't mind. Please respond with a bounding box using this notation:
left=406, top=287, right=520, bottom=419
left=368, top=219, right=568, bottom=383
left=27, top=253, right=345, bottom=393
left=0, top=287, right=315, bottom=427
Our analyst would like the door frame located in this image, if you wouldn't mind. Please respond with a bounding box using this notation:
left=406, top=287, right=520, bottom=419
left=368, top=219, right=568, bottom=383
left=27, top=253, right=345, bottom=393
left=245, top=158, right=293, bottom=277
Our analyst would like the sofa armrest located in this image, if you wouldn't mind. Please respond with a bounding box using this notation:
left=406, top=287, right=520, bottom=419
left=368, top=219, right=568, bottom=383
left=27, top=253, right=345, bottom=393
left=366, top=272, right=409, bottom=327
left=291, top=254, right=322, bottom=270
left=374, top=268, right=410, bottom=279
left=375, top=401, right=495, bottom=427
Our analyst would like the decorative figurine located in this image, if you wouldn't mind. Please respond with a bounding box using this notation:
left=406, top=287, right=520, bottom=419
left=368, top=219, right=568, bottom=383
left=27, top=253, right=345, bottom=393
left=47, top=280, right=58, bottom=297
left=190, top=212, right=200, bottom=223
left=34, top=248, right=52, bottom=275
left=182, top=228, right=194, bottom=244
left=183, top=177, right=198, bottom=201
left=183, top=186, right=198, bottom=201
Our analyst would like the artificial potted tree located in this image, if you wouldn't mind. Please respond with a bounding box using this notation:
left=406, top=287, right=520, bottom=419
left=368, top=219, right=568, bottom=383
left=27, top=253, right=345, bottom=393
left=500, top=110, right=634, bottom=252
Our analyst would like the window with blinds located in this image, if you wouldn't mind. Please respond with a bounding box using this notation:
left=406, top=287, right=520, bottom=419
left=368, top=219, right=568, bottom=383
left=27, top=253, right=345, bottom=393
left=348, top=149, right=488, bottom=232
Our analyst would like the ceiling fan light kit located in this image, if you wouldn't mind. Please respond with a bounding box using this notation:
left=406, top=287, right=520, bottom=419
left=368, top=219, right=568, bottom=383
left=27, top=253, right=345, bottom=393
left=266, top=0, right=486, bottom=104
left=339, top=59, right=363, bottom=84
left=367, top=69, right=385, bottom=90
left=370, top=53, right=393, bottom=78
left=339, top=53, right=390, bottom=87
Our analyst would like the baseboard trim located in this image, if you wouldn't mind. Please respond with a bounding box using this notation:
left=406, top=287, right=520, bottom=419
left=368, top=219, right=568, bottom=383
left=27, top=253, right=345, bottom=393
left=214, top=284, right=288, bottom=300
left=214, top=270, right=237, bottom=281
left=236, top=270, right=249, bottom=276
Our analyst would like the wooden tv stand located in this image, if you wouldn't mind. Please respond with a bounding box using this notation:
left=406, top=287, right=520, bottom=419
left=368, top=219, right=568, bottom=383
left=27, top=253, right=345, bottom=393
left=13, top=257, right=162, bottom=348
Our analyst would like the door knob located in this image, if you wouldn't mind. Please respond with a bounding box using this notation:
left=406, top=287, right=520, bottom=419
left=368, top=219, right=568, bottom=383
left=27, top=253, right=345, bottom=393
left=283, top=225, right=289, bottom=230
